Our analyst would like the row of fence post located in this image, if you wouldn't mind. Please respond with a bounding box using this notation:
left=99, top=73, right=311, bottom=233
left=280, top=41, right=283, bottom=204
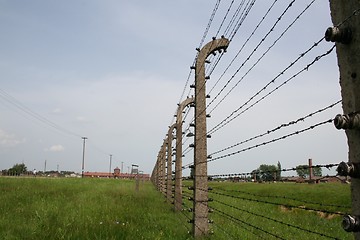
left=151, top=3, right=360, bottom=236
left=150, top=37, right=230, bottom=237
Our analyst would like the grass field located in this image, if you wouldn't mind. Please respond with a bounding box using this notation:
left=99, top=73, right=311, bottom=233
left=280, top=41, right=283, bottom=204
left=205, top=181, right=352, bottom=239
left=0, top=177, right=190, bottom=240
left=0, top=177, right=353, bottom=239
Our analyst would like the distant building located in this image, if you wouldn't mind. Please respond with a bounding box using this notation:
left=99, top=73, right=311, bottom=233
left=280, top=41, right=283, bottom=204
left=83, top=167, right=150, bottom=180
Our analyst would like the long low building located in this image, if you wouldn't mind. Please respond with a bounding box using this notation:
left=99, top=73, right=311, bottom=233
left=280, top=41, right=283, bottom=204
left=84, top=167, right=150, bottom=180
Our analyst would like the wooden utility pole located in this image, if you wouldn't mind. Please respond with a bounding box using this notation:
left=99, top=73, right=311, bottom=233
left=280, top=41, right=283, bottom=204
left=109, top=154, right=112, bottom=176
left=193, top=37, right=229, bottom=237
left=174, top=97, right=194, bottom=212
left=81, top=137, right=87, bottom=178
left=328, top=1, right=360, bottom=237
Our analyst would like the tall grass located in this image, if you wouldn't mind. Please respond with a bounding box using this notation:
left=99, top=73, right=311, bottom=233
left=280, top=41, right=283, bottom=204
left=0, top=178, right=353, bottom=239
left=0, top=177, right=191, bottom=240
left=206, top=181, right=352, bottom=239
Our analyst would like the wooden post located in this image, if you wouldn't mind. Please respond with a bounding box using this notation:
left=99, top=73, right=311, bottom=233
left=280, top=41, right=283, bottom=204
left=328, top=1, right=360, bottom=238
left=193, top=37, right=229, bottom=237
left=175, top=97, right=195, bottom=211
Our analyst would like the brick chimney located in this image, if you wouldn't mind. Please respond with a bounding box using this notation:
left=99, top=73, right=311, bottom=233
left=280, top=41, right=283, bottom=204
left=308, top=158, right=313, bottom=181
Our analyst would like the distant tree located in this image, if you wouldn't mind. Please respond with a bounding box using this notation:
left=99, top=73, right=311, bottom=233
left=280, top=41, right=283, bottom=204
left=276, top=161, right=282, bottom=181
left=251, top=169, right=260, bottom=181
left=260, top=164, right=278, bottom=181
left=8, top=163, right=27, bottom=176
left=296, top=165, right=322, bottom=178
left=253, top=164, right=278, bottom=181
left=190, top=167, right=195, bottom=179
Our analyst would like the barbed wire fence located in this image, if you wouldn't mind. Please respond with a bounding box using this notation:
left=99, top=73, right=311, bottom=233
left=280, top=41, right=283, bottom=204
left=151, top=0, right=360, bottom=239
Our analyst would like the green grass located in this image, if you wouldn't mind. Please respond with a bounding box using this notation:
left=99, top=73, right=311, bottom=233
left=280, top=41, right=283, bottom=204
left=0, top=178, right=353, bottom=239
left=205, top=181, right=352, bottom=239
left=0, top=177, right=191, bottom=240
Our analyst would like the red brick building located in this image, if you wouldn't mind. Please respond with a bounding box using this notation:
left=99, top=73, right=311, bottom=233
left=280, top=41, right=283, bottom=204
left=84, top=167, right=150, bottom=180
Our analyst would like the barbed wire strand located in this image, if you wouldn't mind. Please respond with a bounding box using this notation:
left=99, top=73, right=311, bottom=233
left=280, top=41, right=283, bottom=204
left=213, top=206, right=286, bottom=239
left=207, top=188, right=347, bottom=216
left=208, top=0, right=279, bottom=96
left=211, top=185, right=350, bottom=210
left=181, top=119, right=333, bottom=170
left=207, top=0, right=298, bottom=113
left=209, top=44, right=335, bottom=135
left=210, top=163, right=340, bottom=178
left=209, top=100, right=341, bottom=156
left=212, top=198, right=340, bottom=239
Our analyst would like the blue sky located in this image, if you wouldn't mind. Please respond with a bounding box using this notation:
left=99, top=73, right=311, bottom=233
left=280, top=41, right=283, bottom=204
left=0, top=0, right=348, bottom=176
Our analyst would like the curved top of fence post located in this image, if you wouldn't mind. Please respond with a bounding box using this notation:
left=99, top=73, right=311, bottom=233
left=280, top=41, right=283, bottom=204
left=176, top=97, right=195, bottom=124
left=196, top=36, right=230, bottom=70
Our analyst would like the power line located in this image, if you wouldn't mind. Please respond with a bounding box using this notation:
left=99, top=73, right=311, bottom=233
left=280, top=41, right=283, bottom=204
left=0, top=88, right=82, bottom=138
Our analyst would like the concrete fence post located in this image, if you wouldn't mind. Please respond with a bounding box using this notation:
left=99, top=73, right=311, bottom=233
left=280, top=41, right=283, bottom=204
left=174, top=97, right=195, bottom=212
left=167, top=124, right=176, bottom=203
left=155, top=152, right=161, bottom=191
left=160, top=140, right=167, bottom=195
left=328, top=1, right=360, bottom=238
left=193, top=37, right=229, bottom=237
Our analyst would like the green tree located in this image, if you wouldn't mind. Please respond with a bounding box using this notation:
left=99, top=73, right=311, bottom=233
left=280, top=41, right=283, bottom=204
left=253, top=164, right=278, bottom=181
left=276, top=161, right=282, bottom=181
left=8, top=163, right=27, bottom=176
left=296, top=165, right=322, bottom=178
left=251, top=169, right=260, bottom=181
left=189, top=167, right=194, bottom=179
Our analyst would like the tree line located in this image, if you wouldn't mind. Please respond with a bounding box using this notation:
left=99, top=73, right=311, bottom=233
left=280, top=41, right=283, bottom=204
left=251, top=161, right=322, bottom=182
left=1, top=163, right=75, bottom=176
left=189, top=161, right=322, bottom=181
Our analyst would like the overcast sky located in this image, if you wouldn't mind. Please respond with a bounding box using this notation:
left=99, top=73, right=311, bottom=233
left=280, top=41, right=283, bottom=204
left=0, top=0, right=348, bottom=176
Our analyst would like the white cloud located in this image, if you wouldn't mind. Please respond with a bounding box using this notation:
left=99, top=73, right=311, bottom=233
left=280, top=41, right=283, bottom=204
left=45, top=144, right=65, bottom=152
left=0, top=129, right=25, bottom=147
